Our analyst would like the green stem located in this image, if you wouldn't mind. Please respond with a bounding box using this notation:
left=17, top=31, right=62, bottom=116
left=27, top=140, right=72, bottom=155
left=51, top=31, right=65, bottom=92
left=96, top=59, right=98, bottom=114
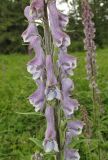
left=89, top=49, right=101, bottom=159
left=54, top=105, right=62, bottom=160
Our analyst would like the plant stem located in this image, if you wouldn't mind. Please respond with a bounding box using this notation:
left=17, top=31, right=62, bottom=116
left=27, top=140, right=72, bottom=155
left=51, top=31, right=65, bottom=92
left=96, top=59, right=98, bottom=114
left=44, top=1, right=61, bottom=159
left=44, top=1, right=52, bottom=56
left=54, top=104, right=62, bottom=160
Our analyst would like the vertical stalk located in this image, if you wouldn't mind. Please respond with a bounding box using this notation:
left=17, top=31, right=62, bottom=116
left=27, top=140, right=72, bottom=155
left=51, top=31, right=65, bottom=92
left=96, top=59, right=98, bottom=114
left=44, top=2, right=51, bottom=55
left=44, top=1, right=61, bottom=159
left=54, top=107, right=61, bottom=160
left=82, top=1, right=102, bottom=159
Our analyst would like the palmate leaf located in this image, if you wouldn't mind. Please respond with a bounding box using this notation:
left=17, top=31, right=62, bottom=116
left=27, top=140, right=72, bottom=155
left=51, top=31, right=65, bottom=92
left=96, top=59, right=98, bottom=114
left=29, top=138, right=43, bottom=150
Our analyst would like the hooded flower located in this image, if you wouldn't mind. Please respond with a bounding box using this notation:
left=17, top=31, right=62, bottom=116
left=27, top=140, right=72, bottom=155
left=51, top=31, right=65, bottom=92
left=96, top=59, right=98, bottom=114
left=26, top=35, right=45, bottom=80
left=67, top=121, right=84, bottom=136
left=66, top=121, right=84, bottom=144
left=30, top=0, right=44, bottom=18
left=48, top=0, right=70, bottom=47
left=62, top=97, right=79, bottom=117
left=27, top=55, right=45, bottom=80
left=58, top=12, right=69, bottom=29
left=62, top=78, right=74, bottom=97
left=61, top=78, right=77, bottom=117
left=21, top=23, right=38, bottom=43
left=58, top=52, right=77, bottom=76
left=45, top=55, right=61, bottom=101
left=64, top=148, right=80, bottom=160
left=24, top=6, right=33, bottom=22
left=29, top=81, right=45, bottom=112
left=24, top=5, right=38, bottom=22
left=22, top=5, right=39, bottom=43
left=43, top=107, right=59, bottom=152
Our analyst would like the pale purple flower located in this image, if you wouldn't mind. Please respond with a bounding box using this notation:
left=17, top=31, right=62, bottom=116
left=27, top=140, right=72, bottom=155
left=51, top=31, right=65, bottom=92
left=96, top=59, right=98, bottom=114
left=21, top=23, right=38, bottom=43
left=26, top=35, right=45, bottom=80
left=22, top=24, right=45, bottom=81
left=24, top=5, right=37, bottom=22
left=59, top=52, right=77, bottom=76
left=62, top=97, right=79, bottom=117
left=48, top=0, right=70, bottom=47
left=45, top=55, right=61, bottom=101
left=27, top=55, right=45, bottom=80
left=22, top=5, right=39, bottom=43
left=66, top=121, right=84, bottom=144
left=43, top=107, right=59, bottom=152
left=62, top=78, right=74, bottom=97
left=58, top=12, right=69, bottom=29
left=64, top=148, right=80, bottom=160
left=24, top=6, right=32, bottom=21
left=30, top=0, right=44, bottom=18
left=29, top=81, right=45, bottom=112
left=67, top=121, right=84, bottom=136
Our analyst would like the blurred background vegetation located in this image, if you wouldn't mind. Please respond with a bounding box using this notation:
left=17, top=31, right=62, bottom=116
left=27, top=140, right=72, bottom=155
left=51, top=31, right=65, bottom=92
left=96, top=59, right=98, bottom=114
left=0, top=0, right=108, bottom=160
left=0, top=0, right=108, bottom=54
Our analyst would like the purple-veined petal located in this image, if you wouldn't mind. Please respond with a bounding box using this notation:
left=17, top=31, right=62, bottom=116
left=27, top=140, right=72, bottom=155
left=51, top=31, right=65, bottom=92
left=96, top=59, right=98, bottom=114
left=21, top=23, right=38, bottom=43
left=27, top=53, right=45, bottom=80
left=45, top=106, right=55, bottom=124
left=43, top=140, right=59, bottom=153
left=45, top=86, right=61, bottom=101
left=59, top=52, right=77, bottom=76
left=24, top=6, right=32, bottom=22
left=64, top=148, right=80, bottom=160
left=62, top=97, right=79, bottom=117
left=31, top=0, right=44, bottom=18
left=62, top=78, right=74, bottom=96
left=29, top=35, right=44, bottom=56
left=67, top=121, right=84, bottom=135
left=66, top=121, right=84, bottom=144
left=48, top=0, right=70, bottom=47
left=45, top=55, right=61, bottom=101
left=58, top=12, right=69, bottom=28
left=43, top=107, right=59, bottom=152
left=24, top=5, right=38, bottom=21
left=26, top=35, right=45, bottom=80
left=46, top=55, right=57, bottom=86
left=28, top=81, right=45, bottom=111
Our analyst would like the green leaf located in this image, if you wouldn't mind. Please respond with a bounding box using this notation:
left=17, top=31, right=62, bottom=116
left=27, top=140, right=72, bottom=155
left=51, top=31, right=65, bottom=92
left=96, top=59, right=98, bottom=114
left=44, top=152, right=55, bottom=160
left=15, top=112, right=44, bottom=117
left=29, top=138, right=43, bottom=150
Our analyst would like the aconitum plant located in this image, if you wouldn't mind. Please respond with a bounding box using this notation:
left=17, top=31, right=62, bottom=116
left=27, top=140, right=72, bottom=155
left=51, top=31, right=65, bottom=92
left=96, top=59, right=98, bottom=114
left=22, top=0, right=84, bottom=159
left=82, top=0, right=102, bottom=137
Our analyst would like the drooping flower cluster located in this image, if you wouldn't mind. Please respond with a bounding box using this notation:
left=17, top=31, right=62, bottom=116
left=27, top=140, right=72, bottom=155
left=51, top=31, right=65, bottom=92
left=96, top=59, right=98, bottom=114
left=22, top=0, right=83, bottom=159
left=47, top=1, right=84, bottom=158
left=22, top=0, right=59, bottom=153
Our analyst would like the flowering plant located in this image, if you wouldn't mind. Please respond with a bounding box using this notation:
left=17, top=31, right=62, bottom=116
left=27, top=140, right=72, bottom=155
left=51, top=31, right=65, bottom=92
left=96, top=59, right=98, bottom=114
left=22, top=0, right=84, bottom=159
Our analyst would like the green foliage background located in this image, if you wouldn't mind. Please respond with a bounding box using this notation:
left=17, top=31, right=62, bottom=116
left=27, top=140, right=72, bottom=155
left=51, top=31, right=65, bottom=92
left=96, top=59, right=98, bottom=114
left=0, top=0, right=28, bottom=54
